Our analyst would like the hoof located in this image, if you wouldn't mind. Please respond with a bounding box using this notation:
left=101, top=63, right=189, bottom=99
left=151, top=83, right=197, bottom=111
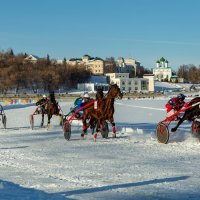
left=112, top=126, right=116, bottom=133
left=112, top=133, right=116, bottom=138
left=171, top=128, right=176, bottom=132
left=93, top=133, right=98, bottom=141
left=81, top=131, right=86, bottom=139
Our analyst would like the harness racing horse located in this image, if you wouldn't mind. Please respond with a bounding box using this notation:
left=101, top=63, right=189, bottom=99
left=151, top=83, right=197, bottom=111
left=82, top=84, right=123, bottom=140
left=171, top=97, right=200, bottom=132
left=46, top=92, right=63, bottom=129
left=35, top=98, right=48, bottom=127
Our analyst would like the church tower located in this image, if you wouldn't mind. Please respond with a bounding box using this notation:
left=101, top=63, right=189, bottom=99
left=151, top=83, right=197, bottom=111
left=153, top=57, right=172, bottom=81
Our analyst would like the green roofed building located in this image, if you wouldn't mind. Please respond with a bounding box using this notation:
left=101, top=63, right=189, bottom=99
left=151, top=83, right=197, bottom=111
left=153, top=57, right=172, bottom=81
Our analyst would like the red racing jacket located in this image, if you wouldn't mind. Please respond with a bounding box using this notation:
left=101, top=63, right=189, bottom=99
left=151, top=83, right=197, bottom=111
left=165, top=97, right=185, bottom=113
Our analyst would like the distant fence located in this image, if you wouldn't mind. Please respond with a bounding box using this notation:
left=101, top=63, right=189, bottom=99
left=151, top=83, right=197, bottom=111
left=1, top=98, right=39, bottom=106
left=0, top=97, right=74, bottom=106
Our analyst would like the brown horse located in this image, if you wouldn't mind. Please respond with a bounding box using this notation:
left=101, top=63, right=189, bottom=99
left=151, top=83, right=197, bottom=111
left=81, top=84, right=123, bottom=139
left=47, top=92, right=63, bottom=128
left=35, top=98, right=48, bottom=127
left=33, top=93, right=62, bottom=129
left=171, top=97, right=200, bottom=132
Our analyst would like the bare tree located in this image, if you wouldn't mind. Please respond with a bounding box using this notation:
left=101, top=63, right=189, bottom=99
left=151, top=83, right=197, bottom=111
left=177, top=65, right=189, bottom=82
left=104, top=57, right=117, bottom=73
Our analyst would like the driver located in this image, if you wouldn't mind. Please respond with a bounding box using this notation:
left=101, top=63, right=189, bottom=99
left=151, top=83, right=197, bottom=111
left=165, top=93, right=186, bottom=119
left=71, top=93, right=90, bottom=118
left=36, top=94, right=48, bottom=113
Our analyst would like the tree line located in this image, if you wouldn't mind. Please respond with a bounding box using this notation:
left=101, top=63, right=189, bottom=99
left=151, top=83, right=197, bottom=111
left=1, top=48, right=198, bottom=95
left=0, top=49, right=152, bottom=95
left=0, top=50, right=91, bottom=94
left=177, top=64, right=200, bottom=84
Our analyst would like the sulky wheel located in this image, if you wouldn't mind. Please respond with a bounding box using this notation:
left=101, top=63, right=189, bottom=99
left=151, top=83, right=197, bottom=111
left=29, top=114, right=34, bottom=130
left=191, top=121, right=200, bottom=137
left=101, top=121, right=109, bottom=138
left=63, top=121, right=71, bottom=140
left=156, top=122, right=169, bottom=144
left=2, top=115, right=7, bottom=129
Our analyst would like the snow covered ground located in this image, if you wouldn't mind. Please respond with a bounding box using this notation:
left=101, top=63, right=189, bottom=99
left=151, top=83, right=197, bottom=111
left=1, top=98, right=200, bottom=200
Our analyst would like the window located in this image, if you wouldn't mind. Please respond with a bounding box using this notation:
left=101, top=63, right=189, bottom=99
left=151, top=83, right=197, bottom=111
left=135, top=81, right=138, bottom=85
left=141, top=80, right=147, bottom=90
left=122, top=81, right=125, bottom=85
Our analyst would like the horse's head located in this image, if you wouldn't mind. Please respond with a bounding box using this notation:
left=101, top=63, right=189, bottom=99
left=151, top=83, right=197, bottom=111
left=96, top=88, right=104, bottom=99
left=107, top=84, right=123, bottom=99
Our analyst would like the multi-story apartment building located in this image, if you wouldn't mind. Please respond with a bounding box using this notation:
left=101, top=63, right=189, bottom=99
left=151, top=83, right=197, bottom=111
left=66, top=55, right=105, bottom=75
left=105, top=73, right=154, bottom=92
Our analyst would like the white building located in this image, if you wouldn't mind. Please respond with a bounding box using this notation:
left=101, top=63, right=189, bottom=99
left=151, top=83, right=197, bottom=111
left=143, top=74, right=155, bottom=92
left=116, top=57, right=140, bottom=76
left=153, top=57, right=172, bottom=81
left=105, top=73, right=154, bottom=93
left=24, top=54, right=40, bottom=63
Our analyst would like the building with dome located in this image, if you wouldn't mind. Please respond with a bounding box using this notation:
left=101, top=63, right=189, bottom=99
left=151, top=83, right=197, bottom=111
left=153, top=57, right=172, bottom=81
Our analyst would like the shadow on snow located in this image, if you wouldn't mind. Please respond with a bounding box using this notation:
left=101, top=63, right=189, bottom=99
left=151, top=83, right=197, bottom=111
left=0, top=176, right=190, bottom=200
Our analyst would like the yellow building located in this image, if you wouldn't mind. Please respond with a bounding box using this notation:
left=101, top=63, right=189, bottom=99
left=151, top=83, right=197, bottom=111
left=67, top=55, right=105, bottom=75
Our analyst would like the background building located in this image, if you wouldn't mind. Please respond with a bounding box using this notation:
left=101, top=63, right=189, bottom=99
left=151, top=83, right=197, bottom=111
left=24, top=54, right=40, bottom=63
left=67, top=55, right=105, bottom=75
left=105, top=73, right=154, bottom=93
left=77, top=75, right=109, bottom=92
left=116, top=57, right=140, bottom=76
left=143, top=74, right=154, bottom=92
left=153, top=57, right=172, bottom=81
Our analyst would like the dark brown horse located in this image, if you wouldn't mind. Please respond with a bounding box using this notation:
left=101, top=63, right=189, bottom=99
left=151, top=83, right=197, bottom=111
left=35, top=98, right=48, bottom=127
left=171, top=97, right=200, bottom=132
left=47, top=92, right=63, bottom=128
left=35, top=93, right=62, bottom=128
left=81, top=84, right=123, bottom=139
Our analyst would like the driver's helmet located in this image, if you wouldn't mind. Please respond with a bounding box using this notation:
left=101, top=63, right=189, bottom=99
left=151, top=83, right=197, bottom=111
left=43, top=94, right=47, bottom=98
left=83, top=93, right=90, bottom=99
left=177, top=93, right=186, bottom=101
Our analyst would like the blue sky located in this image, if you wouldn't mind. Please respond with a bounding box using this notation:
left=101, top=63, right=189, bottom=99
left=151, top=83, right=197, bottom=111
left=0, top=0, right=200, bottom=70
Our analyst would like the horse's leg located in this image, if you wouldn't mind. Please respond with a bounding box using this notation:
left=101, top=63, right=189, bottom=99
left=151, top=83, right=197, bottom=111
left=107, top=116, right=116, bottom=138
left=59, top=114, right=63, bottom=126
left=81, top=114, right=89, bottom=139
left=41, top=113, right=44, bottom=127
left=47, top=114, right=52, bottom=129
left=112, top=122, right=117, bottom=138
left=171, top=108, right=196, bottom=132
left=171, top=112, right=189, bottom=132
left=171, top=118, right=184, bottom=132
left=93, top=120, right=101, bottom=142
